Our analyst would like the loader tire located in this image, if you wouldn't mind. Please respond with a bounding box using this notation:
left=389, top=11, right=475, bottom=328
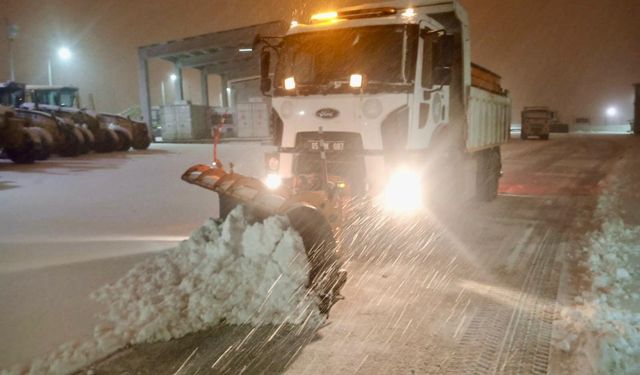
left=132, top=134, right=151, bottom=150
left=476, top=147, right=501, bottom=202
left=113, top=128, right=132, bottom=151
left=95, top=129, right=119, bottom=153
left=5, top=128, right=39, bottom=164
left=59, top=128, right=82, bottom=157
left=29, top=128, right=52, bottom=160
left=73, top=128, right=90, bottom=154
left=5, top=147, right=37, bottom=164
left=79, top=127, right=95, bottom=152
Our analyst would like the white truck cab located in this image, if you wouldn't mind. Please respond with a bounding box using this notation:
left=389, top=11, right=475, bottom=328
left=258, top=0, right=510, bottom=211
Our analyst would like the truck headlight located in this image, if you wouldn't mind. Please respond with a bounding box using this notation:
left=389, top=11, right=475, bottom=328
left=265, top=173, right=282, bottom=190
left=284, top=77, right=296, bottom=90
left=382, top=169, right=422, bottom=214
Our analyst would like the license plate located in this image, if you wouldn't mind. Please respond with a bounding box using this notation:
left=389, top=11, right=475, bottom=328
left=307, top=140, right=345, bottom=151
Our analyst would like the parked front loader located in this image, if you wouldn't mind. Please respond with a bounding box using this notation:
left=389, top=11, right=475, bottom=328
left=98, top=113, right=151, bottom=150
left=0, top=105, right=44, bottom=163
left=14, top=108, right=85, bottom=157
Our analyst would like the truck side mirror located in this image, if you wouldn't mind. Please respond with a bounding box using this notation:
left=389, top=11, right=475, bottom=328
left=260, top=49, right=272, bottom=94
left=432, top=35, right=455, bottom=86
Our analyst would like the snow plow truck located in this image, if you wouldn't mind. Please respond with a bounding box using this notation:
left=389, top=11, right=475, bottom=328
left=182, top=0, right=511, bottom=313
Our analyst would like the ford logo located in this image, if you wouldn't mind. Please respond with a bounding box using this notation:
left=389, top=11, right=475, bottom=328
left=316, top=108, right=339, bottom=119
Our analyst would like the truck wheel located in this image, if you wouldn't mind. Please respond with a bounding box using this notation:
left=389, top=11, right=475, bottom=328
left=540, top=134, right=549, bottom=140
left=476, top=147, right=501, bottom=202
left=520, top=132, right=528, bottom=140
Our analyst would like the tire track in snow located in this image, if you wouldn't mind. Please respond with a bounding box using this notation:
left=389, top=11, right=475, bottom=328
left=441, top=226, right=562, bottom=374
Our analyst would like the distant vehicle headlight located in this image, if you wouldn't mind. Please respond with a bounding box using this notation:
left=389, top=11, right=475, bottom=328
left=265, top=173, right=282, bottom=190
left=382, top=168, right=422, bottom=214
left=362, top=98, right=383, bottom=119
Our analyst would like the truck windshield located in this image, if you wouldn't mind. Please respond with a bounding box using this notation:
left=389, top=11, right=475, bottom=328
left=274, top=24, right=418, bottom=95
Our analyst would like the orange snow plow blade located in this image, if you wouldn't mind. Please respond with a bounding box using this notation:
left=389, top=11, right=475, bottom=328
left=181, top=163, right=347, bottom=314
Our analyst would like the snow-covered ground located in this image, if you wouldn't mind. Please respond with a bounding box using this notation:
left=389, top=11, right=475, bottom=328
left=2, top=135, right=639, bottom=374
left=0, top=142, right=273, bottom=368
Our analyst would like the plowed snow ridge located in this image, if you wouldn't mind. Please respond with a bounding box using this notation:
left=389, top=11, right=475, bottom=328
left=2, top=207, right=321, bottom=375
left=554, top=178, right=640, bottom=375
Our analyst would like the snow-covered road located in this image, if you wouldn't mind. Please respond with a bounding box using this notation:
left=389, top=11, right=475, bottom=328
left=1, top=134, right=638, bottom=374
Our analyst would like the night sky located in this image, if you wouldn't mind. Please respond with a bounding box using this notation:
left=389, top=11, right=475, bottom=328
left=1, top=0, right=639, bottom=124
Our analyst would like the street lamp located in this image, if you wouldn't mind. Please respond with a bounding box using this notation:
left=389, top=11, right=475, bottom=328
left=57, top=47, right=72, bottom=61
left=48, top=46, right=72, bottom=85
left=605, top=106, right=617, bottom=126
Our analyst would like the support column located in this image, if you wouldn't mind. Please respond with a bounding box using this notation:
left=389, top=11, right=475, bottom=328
left=174, top=62, right=184, bottom=102
left=200, top=69, right=209, bottom=106
left=137, top=50, right=153, bottom=140
left=634, top=83, right=640, bottom=135
left=220, top=75, right=229, bottom=108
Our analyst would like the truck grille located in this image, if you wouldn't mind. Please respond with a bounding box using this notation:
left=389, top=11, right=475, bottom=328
left=293, top=132, right=366, bottom=193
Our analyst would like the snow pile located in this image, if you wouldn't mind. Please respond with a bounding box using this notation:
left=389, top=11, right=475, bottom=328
left=554, top=184, right=640, bottom=374
left=2, top=207, right=321, bottom=375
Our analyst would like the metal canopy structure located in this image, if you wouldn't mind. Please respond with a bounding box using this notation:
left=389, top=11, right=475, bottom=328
left=137, top=20, right=288, bottom=129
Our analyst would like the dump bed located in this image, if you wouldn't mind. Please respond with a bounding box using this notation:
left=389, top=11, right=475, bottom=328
left=466, top=64, right=511, bottom=152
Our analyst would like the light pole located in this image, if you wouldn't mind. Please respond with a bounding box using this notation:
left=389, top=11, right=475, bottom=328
left=48, top=47, right=72, bottom=85
left=6, top=23, right=19, bottom=81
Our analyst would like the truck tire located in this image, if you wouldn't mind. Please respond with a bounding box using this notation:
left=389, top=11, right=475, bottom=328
left=540, top=134, right=549, bottom=140
left=476, top=147, right=501, bottom=202
left=520, top=132, right=527, bottom=140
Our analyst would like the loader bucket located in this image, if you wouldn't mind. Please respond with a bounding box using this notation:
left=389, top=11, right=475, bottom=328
left=182, top=163, right=347, bottom=314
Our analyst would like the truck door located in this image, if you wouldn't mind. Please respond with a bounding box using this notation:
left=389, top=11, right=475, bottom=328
left=415, top=29, right=451, bottom=145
